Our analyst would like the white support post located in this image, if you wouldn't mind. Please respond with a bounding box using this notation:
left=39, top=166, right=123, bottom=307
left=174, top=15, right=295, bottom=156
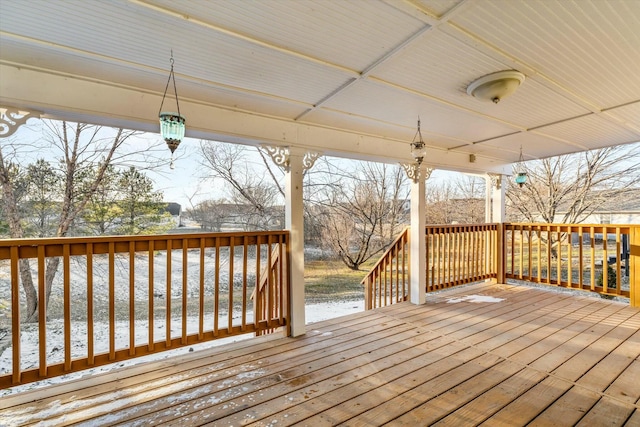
left=485, top=176, right=493, bottom=223
left=285, top=147, right=306, bottom=336
left=410, top=167, right=427, bottom=305
left=485, top=174, right=506, bottom=223
left=492, top=175, right=506, bottom=223
left=486, top=174, right=507, bottom=283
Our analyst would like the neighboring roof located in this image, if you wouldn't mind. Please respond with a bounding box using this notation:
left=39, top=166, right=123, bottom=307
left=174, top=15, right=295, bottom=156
left=593, top=189, right=640, bottom=213
left=1, top=1, right=639, bottom=173
left=554, top=188, right=640, bottom=214
left=165, top=202, right=181, bottom=216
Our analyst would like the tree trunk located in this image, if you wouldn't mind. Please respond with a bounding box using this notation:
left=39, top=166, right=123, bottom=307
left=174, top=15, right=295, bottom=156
left=0, top=148, right=40, bottom=322
left=20, top=259, right=39, bottom=323
left=45, top=257, right=61, bottom=308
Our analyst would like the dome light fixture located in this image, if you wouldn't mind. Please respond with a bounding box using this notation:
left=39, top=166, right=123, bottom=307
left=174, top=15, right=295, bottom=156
left=467, top=70, right=525, bottom=104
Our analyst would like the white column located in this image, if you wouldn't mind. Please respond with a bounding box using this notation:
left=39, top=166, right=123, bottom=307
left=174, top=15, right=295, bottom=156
left=492, top=175, right=506, bottom=223
left=285, top=147, right=306, bottom=336
left=485, top=175, right=493, bottom=223
left=410, top=167, right=426, bottom=305
left=485, top=174, right=506, bottom=223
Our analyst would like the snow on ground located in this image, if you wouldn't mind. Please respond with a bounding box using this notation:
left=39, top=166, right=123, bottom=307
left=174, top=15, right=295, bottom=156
left=0, top=299, right=363, bottom=397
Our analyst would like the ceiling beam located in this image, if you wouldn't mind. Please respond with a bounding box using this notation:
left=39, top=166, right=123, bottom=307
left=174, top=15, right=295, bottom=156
left=0, top=64, right=509, bottom=175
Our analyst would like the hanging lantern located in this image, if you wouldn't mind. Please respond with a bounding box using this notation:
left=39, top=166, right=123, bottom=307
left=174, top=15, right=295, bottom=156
left=159, top=113, right=185, bottom=153
left=515, top=146, right=527, bottom=187
left=410, top=117, right=427, bottom=165
left=158, top=52, right=185, bottom=167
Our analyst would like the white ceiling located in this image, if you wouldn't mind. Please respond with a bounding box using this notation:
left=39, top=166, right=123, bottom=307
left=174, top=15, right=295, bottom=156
left=1, top=0, right=639, bottom=173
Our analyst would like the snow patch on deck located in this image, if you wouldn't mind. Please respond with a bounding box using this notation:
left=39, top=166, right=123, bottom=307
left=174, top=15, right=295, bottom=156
left=446, top=295, right=504, bottom=304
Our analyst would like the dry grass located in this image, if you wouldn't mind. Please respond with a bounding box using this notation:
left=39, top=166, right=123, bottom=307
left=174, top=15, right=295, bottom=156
left=303, top=259, right=371, bottom=303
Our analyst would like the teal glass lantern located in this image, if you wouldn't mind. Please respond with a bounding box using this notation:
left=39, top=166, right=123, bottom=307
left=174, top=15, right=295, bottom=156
left=515, top=172, right=527, bottom=187
left=159, top=112, right=186, bottom=153
left=514, top=146, right=527, bottom=187
left=158, top=52, right=185, bottom=162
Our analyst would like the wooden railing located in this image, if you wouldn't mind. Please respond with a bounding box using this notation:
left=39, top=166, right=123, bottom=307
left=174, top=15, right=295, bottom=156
left=361, top=224, right=498, bottom=309
left=426, top=224, right=498, bottom=291
left=252, top=246, right=285, bottom=335
left=361, top=227, right=410, bottom=309
left=0, top=231, right=290, bottom=388
left=504, top=223, right=637, bottom=298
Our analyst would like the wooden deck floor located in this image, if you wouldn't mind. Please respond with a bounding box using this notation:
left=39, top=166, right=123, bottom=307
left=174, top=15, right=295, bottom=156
left=2, top=282, right=640, bottom=426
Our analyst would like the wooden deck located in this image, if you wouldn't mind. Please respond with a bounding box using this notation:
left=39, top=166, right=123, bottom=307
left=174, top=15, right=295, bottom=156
left=2, top=282, right=640, bottom=426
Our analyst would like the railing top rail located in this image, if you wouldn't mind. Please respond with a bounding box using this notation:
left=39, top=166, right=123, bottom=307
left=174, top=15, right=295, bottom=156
left=0, top=230, right=290, bottom=246
left=0, top=230, right=291, bottom=260
left=505, top=222, right=637, bottom=231
left=425, top=223, right=499, bottom=233
left=360, top=226, right=410, bottom=285
left=425, top=223, right=499, bottom=228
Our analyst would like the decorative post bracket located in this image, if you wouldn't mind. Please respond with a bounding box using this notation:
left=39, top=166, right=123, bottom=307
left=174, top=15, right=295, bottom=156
left=402, top=163, right=433, bottom=183
left=0, top=107, right=41, bottom=138
left=487, top=173, right=502, bottom=190
left=261, top=145, right=321, bottom=172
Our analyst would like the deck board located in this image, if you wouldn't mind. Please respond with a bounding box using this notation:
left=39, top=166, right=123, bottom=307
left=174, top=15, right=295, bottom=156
left=2, top=282, right=639, bottom=426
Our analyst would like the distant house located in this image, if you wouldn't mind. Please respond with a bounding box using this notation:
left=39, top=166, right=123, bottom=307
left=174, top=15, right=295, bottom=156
left=556, top=188, right=640, bottom=225
left=165, top=202, right=182, bottom=227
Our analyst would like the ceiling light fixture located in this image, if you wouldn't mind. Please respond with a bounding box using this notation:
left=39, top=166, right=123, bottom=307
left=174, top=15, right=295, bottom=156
left=158, top=51, right=186, bottom=169
left=467, top=70, right=525, bottom=104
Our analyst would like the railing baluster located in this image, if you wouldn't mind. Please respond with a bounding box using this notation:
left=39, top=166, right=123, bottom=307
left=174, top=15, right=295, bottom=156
left=11, top=246, right=20, bottom=384
left=567, top=226, right=573, bottom=288
left=578, top=226, right=584, bottom=287
left=603, top=228, right=609, bottom=292
left=546, top=225, right=552, bottom=284
left=108, top=242, right=115, bottom=360
left=199, top=237, right=205, bottom=340
left=590, top=227, right=596, bottom=290
left=615, top=228, right=622, bottom=295
left=425, top=232, right=429, bottom=292
left=242, top=235, right=248, bottom=331
left=129, top=241, right=136, bottom=356
left=214, top=237, right=219, bottom=336
left=255, top=237, right=261, bottom=330
left=556, top=225, right=562, bottom=285
left=182, top=238, right=188, bottom=345
left=228, top=237, right=235, bottom=331
left=278, top=234, right=285, bottom=326
left=63, top=244, right=71, bottom=371
left=87, top=242, right=95, bottom=363
left=38, top=245, right=46, bottom=377
left=148, top=240, right=154, bottom=352
left=527, top=226, right=532, bottom=280
left=166, top=239, right=172, bottom=347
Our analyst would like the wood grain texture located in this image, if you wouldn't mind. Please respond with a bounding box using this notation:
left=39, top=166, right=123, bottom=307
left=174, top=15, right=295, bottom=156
left=2, top=283, right=639, bottom=426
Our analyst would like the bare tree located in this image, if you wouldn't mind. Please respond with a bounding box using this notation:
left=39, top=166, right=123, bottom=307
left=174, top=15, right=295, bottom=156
left=506, top=144, right=640, bottom=224
left=424, top=175, right=485, bottom=224
left=0, top=121, right=146, bottom=322
left=196, top=141, right=410, bottom=268
left=187, top=199, right=233, bottom=231
left=199, top=141, right=284, bottom=230
left=314, top=161, right=409, bottom=270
